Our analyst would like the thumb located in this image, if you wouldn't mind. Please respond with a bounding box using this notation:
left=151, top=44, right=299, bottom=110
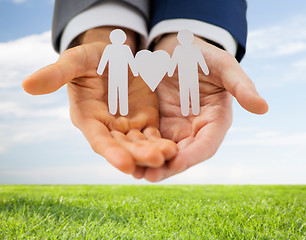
left=197, top=39, right=269, bottom=115
left=22, top=43, right=102, bottom=95
left=222, top=67, right=269, bottom=115
left=212, top=52, right=269, bottom=115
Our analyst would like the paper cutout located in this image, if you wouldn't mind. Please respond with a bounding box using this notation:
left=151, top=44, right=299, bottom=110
left=97, top=29, right=138, bottom=116
left=169, top=30, right=209, bottom=116
left=97, top=29, right=209, bottom=116
left=135, top=50, right=170, bottom=92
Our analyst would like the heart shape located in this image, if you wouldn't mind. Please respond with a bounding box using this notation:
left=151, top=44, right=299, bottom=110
left=134, top=50, right=170, bottom=92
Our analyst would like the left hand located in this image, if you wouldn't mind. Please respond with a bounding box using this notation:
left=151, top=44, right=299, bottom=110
left=132, top=34, right=269, bottom=182
left=22, top=27, right=177, bottom=176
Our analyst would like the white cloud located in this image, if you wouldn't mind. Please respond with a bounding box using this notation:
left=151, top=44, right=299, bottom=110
left=11, top=0, right=26, bottom=3
left=0, top=146, right=4, bottom=154
left=247, top=16, right=306, bottom=57
left=0, top=31, right=72, bottom=152
left=0, top=100, right=68, bottom=119
left=242, top=16, right=306, bottom=87
left=1, top=159, right=305, bottom=184
left=292, top=58, right=306, bottom=68
left=228, top=126, right=260, bottom=133
left=165, top=163, right=306, bottom=184
left=0, top=163, right=141, bottom=184
left=0, top=31, right=58, bottom=89
left=282, top=57, right=306, bottom=84
left=226, top=132, right=306, bottom=146
left=254, top=131, right=280, bottom=138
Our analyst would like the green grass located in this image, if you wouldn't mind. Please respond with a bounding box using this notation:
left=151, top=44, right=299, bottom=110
left=0, top=185, right=305, bottom=239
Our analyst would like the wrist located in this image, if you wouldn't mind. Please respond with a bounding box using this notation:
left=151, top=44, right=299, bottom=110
left=153, top=33, right=207, bottom=53
left=71, top=26, right=138, bottom=53
left=152, top=33, right=178, bottom=55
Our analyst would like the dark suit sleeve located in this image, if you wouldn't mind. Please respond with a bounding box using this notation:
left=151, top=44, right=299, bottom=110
left=150, top=0, right=248, bottom=62
left=52, top=0, right=149, bottom=53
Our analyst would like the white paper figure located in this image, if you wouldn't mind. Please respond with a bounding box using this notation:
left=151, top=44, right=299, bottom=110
left=168, top=30, right=209, bottom=116
left=134, top=50, right=170, bottom=92
left=97, top=29, right=138, bottom=116
left=97, top=29, right=209, bottom=117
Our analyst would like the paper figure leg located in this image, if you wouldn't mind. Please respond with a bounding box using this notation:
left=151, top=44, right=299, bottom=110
left=118, top=84, right=128, bottom=116
left=108, top=85, right=118, bottom=115
left=180, top=86, right=190, bottom=116
left=190, top=84, right=200, bottom=115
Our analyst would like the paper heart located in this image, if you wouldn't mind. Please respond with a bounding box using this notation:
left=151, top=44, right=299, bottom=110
left=134, top=50, right=170, bottom=92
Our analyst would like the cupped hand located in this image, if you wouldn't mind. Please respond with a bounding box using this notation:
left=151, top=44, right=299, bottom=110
left=136, top=34, right=269, bottom=182
left=22, top=28, right=177, bottom=176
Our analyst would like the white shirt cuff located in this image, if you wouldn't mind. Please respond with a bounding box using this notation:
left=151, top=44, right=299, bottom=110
left=60, top=1, right=148, bottom=53
left=148, top=19, right=238, bottom=56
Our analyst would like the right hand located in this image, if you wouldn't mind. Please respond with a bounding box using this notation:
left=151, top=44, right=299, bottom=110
left=135, top=34, right=269, bottom=182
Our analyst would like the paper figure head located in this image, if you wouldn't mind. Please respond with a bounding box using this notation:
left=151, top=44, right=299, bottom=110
left=177, top=29, right=194, bottom=45
left=110, top=29, right=127, bottom=45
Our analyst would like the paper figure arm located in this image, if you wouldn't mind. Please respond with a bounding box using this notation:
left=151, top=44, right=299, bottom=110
left=97, top=46, right=110, bottom=75
left=168, top=48, right=179, bottom=77
left=197, top=50, right=209, bottom=76
left=127, top=48, right=139, bottom=77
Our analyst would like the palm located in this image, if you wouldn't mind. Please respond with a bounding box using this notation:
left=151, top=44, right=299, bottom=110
left=155, top=70, right=232, bottom=171
left=140, top=35, right=268, bottom=181
left=158, top=73, right=231, bottom=142
left=23, top=41, right=177, bottom=176
left=67, top=70, right=159, bottom=135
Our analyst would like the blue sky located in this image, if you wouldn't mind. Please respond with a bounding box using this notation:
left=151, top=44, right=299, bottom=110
left=0, top=0, right=305, bottom=184
left=0, top=0, right=54, bottom=41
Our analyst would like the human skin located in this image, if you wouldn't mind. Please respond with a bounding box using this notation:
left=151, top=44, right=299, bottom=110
left=22, top=27, right=268, bottom=182
left=132, top=34, right=269, bottom=181
left=22, top=27, right=177, bottom=175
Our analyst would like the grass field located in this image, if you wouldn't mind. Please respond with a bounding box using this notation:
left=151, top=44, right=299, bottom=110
left=0, top=185, right=305, bottom=239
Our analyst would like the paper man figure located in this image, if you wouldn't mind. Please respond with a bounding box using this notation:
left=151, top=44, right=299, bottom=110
left=168, top=30, right=209, bottom=116
left=97, top=29, right=138, bottom=116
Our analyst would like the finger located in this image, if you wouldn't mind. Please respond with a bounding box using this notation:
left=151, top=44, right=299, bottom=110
left=22, top=43, right=103, bottom=95
left=144, top=163, right=178, bottom=182
left=129, top=108, right=159, bottom=130
left=143, top=127, right=178, bottom=160
left=111, top=131, right=165, bottom=168
left=79, top=118, right=135, bottom=174
left=213, top=52, right=269, bottom=114
left=169, top=121, right=226, bottom=172
left=109, top=117, right=131, bottom=134
left=144, top=122, right=226, bottom=182
left=222, top=69, right=268, bottom=114
left=127, top=129, right=177, bottom=162
left=126, top=129, right=146, bottom=141
left=196, top=39, right=269, bottom=115
left=143, top=126, right=161, bottom=138
left=126, top=129, right=166, bottom=167
left=132, top=166, right=146, bottom=179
